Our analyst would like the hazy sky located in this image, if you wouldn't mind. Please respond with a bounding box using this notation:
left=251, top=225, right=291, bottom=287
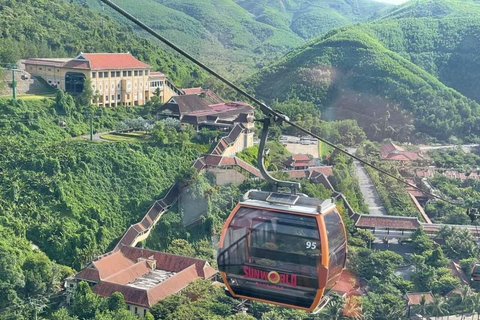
left=373, top=0, right=410, bottom=5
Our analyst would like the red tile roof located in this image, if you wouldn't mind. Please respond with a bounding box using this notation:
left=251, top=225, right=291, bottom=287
left=355, top=215, right=421, bottom=230
left=406, top=292, right=435, bottom=305
left=292, top=154, right=311, bottom=161
left=76, top=246, right=217, bottom=308
left=380, top=142, right=421, bottom=161
left=182, top=87, right=203, bottom=95
left=81, top=53, right=151, bottom=70
left=332, top=270, right=366, bottom=297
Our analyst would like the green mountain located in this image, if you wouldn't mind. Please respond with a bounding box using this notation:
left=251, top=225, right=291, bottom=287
left=0, top=0, right=206, bottom=87
left=367, top=0, right=480, bottom=103
left=85, top=0, right=392, bottom=78
left=246, top=0, right=480, bottom=142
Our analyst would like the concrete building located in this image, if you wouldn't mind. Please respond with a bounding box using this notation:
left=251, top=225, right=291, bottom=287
left=23, top=53, right=180, bottom=106
left=66, top=246, right=217, bottom=317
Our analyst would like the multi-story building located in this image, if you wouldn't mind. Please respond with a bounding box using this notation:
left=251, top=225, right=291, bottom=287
left=23, top=53, right=180, bottom=106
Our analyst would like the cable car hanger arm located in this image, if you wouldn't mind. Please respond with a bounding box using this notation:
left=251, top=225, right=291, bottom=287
left=258, top=118, right=301, bottom=193
left=98, top=0, right=460, bottom=206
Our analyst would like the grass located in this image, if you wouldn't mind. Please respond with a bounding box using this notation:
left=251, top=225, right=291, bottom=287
left=0, top=93, right=56, bottom=101
left=101, top=131, right=150, bottom=142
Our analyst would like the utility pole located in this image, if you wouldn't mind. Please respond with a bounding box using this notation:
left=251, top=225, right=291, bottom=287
left=0, top=63, right=20, bottom=100
left=90, top=113, right=93, bottom=141
left=11, top=69, right=17, bottom=100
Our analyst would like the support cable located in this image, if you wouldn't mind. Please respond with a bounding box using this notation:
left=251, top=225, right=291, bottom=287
left=98, top=0, right=461, bottom=206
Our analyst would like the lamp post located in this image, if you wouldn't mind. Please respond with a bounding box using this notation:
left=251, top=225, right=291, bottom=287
left=1, top=63, right=21, bottom=100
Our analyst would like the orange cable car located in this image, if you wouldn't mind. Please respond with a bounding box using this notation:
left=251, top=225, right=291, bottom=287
left=218, top=190, right=347, bottom=312
left=217, top=118, right=347, bottom=312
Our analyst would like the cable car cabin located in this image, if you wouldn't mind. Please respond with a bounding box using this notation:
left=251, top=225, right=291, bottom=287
left=217, top=190, right=347, bottom=313
left=472, top=264, right=480, bottom=282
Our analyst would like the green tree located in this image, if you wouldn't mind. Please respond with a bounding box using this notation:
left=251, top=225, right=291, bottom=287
left=411, top=227, right=434, bottom=254
left=77, top=78, right=94, bottom=107
left=72, top=281, right=101, bottom=319
left=108, top=292, right=126, bottom=312
left=425, top=247, right=448, bottom=268
left=167, top=239, right=195, bottom=257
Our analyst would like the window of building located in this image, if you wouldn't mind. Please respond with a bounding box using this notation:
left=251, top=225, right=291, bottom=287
left=134, top=307, right=138, bottom=314
left=139, top=70, right=143, bottom=76
left=123, top=71, right=127, bottom=77
left=127, top=84, right=131, bottom=89
left=150, top=82, right=155, bottom=87
left=112, top=84, right=114, bottom=89
left=116, top=71, right=120, bottom=77
left=103, top=72, right=108, bottom=78
left=145, top=70, right=149, bottom=76
left=105, top=95, right=109, bottom=102
left=99, top=72, right=103, bottom=78
left=128, top=70, right=132, bottom=76
left=134, top=70, right=139, bottom=76
left=144, top=310, right=147, bottom=316
left=39, top=67, right=42, bottom=70
left=99, top=84, right=102, bottom=90
left=48, top=68, right=51, bottom=71
left=112, top=95, right=115, bottom=101
left=117, top=94, right=121, bottom=100
left=57, top=69, right=60, bottom=72
left=140, top=82, right=143, bottom=88
left=92, top=85, right=96, bottom=90
left=92, top=72, right=96, bottom=78
left=160, top=81, right=163, bottom=86
left=111, top=71, right=115, bottom=77
left=127, top=305, right=130, bottom=311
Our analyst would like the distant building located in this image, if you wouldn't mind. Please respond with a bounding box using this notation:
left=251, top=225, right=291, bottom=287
left=380, top=142, right=422, bottom=162
left=331, top=270, right=367, bottom=298
left=66, top=246, right=216, bottom=317
left=156, top=88, right=254, bottom=131
left=405, top=292, right=435, bottom=317
left=23, top=53, right=181, bottom=107
left=283, top=154, right=315, bottom=170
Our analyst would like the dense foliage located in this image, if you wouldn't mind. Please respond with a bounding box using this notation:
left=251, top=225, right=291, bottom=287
left=428, top=147, right=480, bottom=172
left=0, top=96, right=204, bottom=318
left=0, top=0, right=206, bottom=87
left=83, top=0, right=391, bottom=77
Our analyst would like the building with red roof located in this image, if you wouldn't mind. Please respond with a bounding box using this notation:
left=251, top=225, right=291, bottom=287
left=380, top=142, right=422, bottom=162
left=156, top=89, right=254, bottom=133
left=24, top=53, right=181, bottom=107
left=67, top=246, right=217, bottom=317
left=283, top=154, right=315, bottom=170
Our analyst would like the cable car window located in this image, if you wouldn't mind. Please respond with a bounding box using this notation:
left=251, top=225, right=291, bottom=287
left=218, top=206, right=321, bottom=308
left=324, top=211, right=347, bottom=289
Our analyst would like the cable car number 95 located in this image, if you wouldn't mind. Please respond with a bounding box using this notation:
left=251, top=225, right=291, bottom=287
left=305, top=241, right=317, bottom=249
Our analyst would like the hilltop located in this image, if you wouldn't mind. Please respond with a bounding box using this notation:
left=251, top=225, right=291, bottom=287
left=84, top=0, right=392, bottom=77
left=246, top=0, right=480, bottom=142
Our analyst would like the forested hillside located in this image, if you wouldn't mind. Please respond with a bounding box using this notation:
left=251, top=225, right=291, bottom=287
left=0, top=0, right=206, bottom=87
left=84, top=0, right=391, bottom=77
left=246, top=1, right=480, bottom=142
left=0, top=96, right=204, bottom=318
left=368, top=0, right=480, bottom=103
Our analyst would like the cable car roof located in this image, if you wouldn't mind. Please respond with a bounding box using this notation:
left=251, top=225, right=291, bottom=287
left=241, top=190, right=336, bottom=215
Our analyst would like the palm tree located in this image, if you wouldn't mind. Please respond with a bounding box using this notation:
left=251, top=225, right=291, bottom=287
left=322, top=295, right=345, bottom=320
left=428, top=297, right=449, bottom=318
left=342, top=296, right=362, bottom=320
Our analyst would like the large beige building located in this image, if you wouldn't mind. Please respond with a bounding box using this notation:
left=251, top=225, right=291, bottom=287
left=24, top=53, right=181, bottom=106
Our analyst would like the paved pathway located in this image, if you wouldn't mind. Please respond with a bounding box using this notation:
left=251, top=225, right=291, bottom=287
left=348, top=148, right=387, bottom=216
left=419, top=143, right=479, bottom=153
